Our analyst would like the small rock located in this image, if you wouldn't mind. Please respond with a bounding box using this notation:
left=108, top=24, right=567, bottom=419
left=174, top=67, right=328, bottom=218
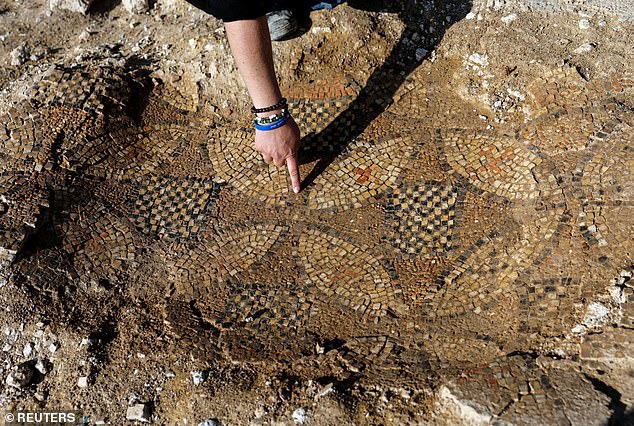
left=501, top=13, right=517, bottom=24
left=316, top=383, right=334, bottom=398
left=126, top=403, right=151, bottom=422
left=10, top=45, right=29, bottom=66
left=22, top=343, right=33, bottom=358
left=122, top=0, right=149, bottom=13
left=78, top=30, right=92, bottom=42
left=48, top=343, right=58, bottom=353
left=573, top=43, right=596, bottom=54
left=34, top=390, right=47, bottom=402
left=6, top=363, right=34, bottom=389
left=34, top=358, right=50, bottom=375
left=49, top=0, right=94, bottom=14
left=311, top=26, right=331, bottom=34
left=579, top=18, right=591, bottom=30
left=292, top=408, right=309, bottom=424
left=583, top=302, right=610, bottom=328
left=78, top=376, right=89, bottom=388
left=399, top=388, right=411, bottom=399
left=415, top=48, right=428, bottom=61
left=198, top=419, right=221, bottom=426
left=191, top=370, right=207, bottom=385
left=165, top=369, right=175, bottom=378
left=467, top=53, right=489, bottom=68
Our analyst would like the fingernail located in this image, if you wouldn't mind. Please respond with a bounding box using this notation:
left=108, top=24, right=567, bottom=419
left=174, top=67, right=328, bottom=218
left=294, top=186, right=300, bottom=193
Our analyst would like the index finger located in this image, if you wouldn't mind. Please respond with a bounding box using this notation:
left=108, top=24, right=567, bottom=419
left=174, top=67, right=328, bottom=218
left=286, top=155, right=301, bottom=194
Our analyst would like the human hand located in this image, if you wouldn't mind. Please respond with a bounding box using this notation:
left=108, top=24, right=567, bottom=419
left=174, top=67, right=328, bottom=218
left=254, top=116, right=302, bottom=193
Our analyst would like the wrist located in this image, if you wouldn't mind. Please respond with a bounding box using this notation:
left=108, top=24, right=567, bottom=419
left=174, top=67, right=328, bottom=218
left=251, top=97, right=288, bottom=115
left=254, top=109, right=291, bottom=131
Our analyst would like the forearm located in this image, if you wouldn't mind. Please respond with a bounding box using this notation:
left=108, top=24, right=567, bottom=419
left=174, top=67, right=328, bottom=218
left=223, top=16, right=302, bottom=193
left=224, top=17, right=283, bottom=111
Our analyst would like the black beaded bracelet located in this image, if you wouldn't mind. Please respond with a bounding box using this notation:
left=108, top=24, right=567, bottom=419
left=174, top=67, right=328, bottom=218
left=251, top=98, right=288, bottom=114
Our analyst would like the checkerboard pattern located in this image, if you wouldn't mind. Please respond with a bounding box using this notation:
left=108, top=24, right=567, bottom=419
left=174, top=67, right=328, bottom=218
left=289, top=98, right=357, bottom=156
left=130, top=175, right=220, bottom=242
left=385, top=182, right=459, bottom=256
left=220, top=283, right=312, bottom=332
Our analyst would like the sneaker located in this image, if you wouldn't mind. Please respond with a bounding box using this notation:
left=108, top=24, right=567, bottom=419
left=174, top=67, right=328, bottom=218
left=266, top=9, right=298, bottom=41
left=310, top=0, right=344, bottom=10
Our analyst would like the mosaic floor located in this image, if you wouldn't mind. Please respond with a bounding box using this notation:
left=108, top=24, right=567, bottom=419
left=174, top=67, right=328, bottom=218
left=1, top=60, right=632, bottom=420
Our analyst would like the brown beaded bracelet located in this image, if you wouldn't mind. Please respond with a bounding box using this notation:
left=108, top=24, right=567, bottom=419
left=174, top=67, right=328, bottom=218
left=251, top=98, right=288, bottom=114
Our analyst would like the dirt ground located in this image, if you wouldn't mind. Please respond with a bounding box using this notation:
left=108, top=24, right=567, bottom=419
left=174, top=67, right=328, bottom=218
left=0, top=0, right=633, bottom=425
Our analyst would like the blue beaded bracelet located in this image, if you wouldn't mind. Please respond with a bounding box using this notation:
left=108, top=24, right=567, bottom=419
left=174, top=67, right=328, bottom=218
left=254, top=111, right=291, bottom=131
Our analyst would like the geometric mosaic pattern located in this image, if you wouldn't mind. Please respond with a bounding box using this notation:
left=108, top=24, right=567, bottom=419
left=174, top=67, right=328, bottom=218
left=129, top=175, right=220, bottom=242
left=384, top=181, right=459, bottom=256
left=1, top=52, right=633, bottom=424
left=167, top=222, right=286, bottom=292
left=441, top=131, right=542, bottom=200
left=207, top=128, right=292, bottom=207
left=219, top=283, right=314, bottom=332
left=305, top=136, right=414, bottom=211
left=289, top=97, right=355, bottom=156
left=298, top=227, right=401, bottom=319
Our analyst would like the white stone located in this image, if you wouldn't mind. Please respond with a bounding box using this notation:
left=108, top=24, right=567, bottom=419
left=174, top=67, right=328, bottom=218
left=126, top=404, right=151, bottom=422
left=78, top=376, right=89, bottom=388
left=311, top=27, right=331, bottom=34
left=10, top=45, right=29, bottom=66
left=198, top=420, right=220, bottom=426
left=48, top=343, right=58, bottom=353
left=501, top=13, right=517, bottom=24
left=22, top=343, right=33, bottom=358
left=316, top=383, right=334, bottom=398
left=573, top=43, right=596, bottom=54
left=122, top=0, right=149, bottom=13
left=465, top=11, right=476, bottom=20
left=435, top=386, right=492, bottom=425
left=191, top=370, right=206, bottom=385
left=35, top=359, right=49, bottom=375
left=49, top=0, right=93, bottom=14
left=467, top=53, right=489, bottom=68
left=579, top=18, right=591, bottom=30
left=292, top=408, right=309, bottom=424
left=582, top=302, right=610, bottom=328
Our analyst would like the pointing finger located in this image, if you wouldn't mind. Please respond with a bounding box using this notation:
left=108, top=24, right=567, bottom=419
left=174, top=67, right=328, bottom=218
left=286, top=155, right=301, bottom=194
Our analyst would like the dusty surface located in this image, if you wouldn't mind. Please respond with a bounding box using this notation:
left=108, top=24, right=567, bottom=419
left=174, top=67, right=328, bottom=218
left=1, top=0, right=633, bottom=425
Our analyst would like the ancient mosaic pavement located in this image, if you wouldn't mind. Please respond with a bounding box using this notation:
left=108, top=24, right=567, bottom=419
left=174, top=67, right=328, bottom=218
left=1, top=63, right=632, bottom=419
